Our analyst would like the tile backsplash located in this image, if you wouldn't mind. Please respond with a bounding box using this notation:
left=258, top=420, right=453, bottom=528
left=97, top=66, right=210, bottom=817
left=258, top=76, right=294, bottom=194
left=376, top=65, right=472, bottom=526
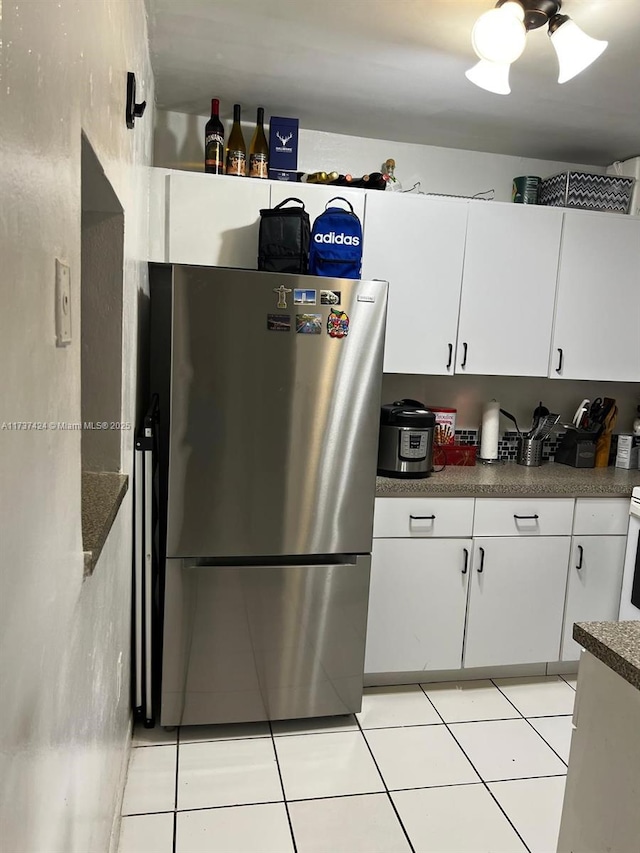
left=454, top=429, right=565, bottom=461
left=454, top=429, right=619, bottom=463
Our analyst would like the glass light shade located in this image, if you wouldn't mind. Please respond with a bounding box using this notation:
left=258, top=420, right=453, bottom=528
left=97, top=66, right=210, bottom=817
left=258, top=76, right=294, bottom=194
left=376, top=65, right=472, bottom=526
left=471, top=2, right=526, bottom=64
left=550, top=19, right=608, bottom=83
left=465, top=59, right=512, bottom=95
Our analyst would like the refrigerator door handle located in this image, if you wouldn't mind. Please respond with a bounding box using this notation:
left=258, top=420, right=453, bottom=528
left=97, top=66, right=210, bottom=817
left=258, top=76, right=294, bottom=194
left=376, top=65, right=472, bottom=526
left=185, top=554, right=364, bottom=570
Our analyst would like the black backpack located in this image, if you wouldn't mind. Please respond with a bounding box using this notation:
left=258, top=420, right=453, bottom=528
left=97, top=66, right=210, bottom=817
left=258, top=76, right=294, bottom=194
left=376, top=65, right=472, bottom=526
left=258, top=197, right=310, bottom=274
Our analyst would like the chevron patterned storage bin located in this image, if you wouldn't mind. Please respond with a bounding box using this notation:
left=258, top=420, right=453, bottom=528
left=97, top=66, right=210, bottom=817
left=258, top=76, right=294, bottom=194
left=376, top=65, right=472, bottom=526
left=538, top=171, right=635, bottom=214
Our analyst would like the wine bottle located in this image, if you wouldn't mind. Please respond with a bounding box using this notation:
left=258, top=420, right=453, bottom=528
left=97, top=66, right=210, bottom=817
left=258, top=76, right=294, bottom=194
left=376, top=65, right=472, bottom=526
left=225, top=104, right=247, bottom=177
left=249, top=107, right=269, bottom=179
left=204, top=98, right=225, bottom=174
left=302, top=171, right=328, bottom=184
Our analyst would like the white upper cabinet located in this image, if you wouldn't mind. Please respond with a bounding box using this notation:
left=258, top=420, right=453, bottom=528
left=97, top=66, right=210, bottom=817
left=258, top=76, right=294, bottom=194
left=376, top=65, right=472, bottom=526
left=361, top=192, right=468, bottom=375
left=269, top=183, right=365, bottom=230
left=152, top=170, right=271, bottom=269
left=550, top=211, right=640, bottom=381
left=455, top=202, right=563, bottom=377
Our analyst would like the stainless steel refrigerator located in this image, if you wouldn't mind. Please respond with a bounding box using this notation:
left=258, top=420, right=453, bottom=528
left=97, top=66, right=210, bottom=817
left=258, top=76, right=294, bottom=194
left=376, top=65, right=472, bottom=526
left=156, top=265, right=387, bottom=726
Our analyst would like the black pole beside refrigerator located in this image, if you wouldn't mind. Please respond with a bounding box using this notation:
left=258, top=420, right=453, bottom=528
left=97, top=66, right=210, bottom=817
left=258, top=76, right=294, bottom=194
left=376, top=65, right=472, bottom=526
left=143, top=263, right=387, bottom=727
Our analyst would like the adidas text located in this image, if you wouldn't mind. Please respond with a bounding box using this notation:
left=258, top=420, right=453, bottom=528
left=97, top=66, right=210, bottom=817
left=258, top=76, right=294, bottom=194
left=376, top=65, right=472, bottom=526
left=313, top=232, right=360, bottom=246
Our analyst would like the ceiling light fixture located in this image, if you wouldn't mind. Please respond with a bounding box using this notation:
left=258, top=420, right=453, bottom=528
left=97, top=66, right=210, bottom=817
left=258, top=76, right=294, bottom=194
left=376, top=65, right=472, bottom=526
left=465, top=0, right=608, bottom=95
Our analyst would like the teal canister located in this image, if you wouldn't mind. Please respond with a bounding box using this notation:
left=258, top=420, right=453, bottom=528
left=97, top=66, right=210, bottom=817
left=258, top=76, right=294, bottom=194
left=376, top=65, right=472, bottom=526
left=512, top=175, right=541, bottom=204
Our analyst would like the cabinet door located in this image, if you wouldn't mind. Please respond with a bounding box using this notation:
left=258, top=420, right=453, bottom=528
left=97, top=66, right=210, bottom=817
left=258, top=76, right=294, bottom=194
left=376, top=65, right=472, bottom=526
left=456, top=202, right=563, bottom=377
left=166, top=172, right=271, bottom=268
left=464, top=537, right=571, bottom=668
left=269, top=183, right=366, bottom=231
left=561, top=536, right=626, bottom=662
left=550, top=211, right=640, bottom=381
left=365, top=538, right=471, bottom=673
left=361, top=193, right=468, bottom=375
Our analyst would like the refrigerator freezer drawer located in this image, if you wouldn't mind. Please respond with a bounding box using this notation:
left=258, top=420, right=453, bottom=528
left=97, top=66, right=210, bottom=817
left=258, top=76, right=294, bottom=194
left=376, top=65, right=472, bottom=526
left=161, top=554, right=371, bottom=725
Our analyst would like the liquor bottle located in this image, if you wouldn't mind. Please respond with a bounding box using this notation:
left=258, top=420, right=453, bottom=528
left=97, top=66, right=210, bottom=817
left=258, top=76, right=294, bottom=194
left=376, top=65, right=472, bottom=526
left=249, top=107, right=269, bottom=179
left=204, top=98, right=225, bottom=174
left=225, top=104, right=247, bottom=177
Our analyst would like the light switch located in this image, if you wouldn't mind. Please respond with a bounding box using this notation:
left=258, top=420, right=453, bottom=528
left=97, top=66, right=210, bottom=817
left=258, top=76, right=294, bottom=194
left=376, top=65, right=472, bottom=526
left=55, top=259, right=72, bottom=346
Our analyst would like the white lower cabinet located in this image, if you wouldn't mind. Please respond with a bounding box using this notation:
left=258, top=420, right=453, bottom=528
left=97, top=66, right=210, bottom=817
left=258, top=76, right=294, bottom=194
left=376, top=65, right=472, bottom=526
left=561, top=535, right=626, bottom=662
left=365, top=537, right=471, bottom=673
left=463, top=537, right=571, bottom=668
left=367, top=496, right=628, bottom=674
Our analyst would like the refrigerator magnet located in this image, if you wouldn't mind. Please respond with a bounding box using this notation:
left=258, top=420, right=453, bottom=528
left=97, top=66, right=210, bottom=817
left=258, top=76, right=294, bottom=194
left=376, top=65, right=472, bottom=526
left=293, top=288, right=317, bottom=305
left=327, top=309, right=350, bottom=338
left=320, top=290, right=340, bottom=306
left=273, top=284, right=292, bottom=309
left=296, top=313, right=322, bottom=334
left=267, top=313, right=291, bottom=331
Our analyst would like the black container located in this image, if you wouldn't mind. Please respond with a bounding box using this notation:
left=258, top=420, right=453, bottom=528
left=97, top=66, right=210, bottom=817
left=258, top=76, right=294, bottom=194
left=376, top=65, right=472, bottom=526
left=554, top=430, right=596, bottom=468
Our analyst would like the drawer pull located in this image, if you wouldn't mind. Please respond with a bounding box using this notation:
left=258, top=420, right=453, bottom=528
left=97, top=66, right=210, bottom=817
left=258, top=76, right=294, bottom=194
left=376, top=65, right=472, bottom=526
left=514, top=514, right=539, bottom=520
left=477, top=546, right=485, bottom=573
left=462, top=548, right=469, bottom=574
left=576, top=544, right=584, bottom=570
left=461, top=342, right=468, bottom=369
left=410, top=514, right=436, bottom=521
left=446, top=343, right=453, bottom=370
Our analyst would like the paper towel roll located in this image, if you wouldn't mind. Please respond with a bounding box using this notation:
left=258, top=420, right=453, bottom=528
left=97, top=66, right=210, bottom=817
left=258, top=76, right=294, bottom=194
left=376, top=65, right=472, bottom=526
left=480, top=400, right=500, bottom=460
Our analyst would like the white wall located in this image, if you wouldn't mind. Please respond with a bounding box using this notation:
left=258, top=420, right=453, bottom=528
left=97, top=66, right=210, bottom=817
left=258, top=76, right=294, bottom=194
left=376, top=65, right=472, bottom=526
left=154, top=108, right=604, bottom=202
left=382, top=374, right=640, bottom=435
left=0, top=2, right=153, bottom=851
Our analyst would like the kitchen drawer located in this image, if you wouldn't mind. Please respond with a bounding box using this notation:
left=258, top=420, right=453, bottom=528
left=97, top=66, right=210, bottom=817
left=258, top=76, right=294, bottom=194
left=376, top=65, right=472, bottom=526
left=572, top=498, right=630, bottom=536
left=373, top=497, right=475, bottom=538
left=473, top=498, right=574, bottom=537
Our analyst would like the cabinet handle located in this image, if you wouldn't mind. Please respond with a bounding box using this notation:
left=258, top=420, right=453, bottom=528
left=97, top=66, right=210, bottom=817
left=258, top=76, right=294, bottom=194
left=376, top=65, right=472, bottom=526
left=461, top=342, right=468, bottom=369
left=576, top=544, right=584, bottom=570
left=446, top=343, right=453, bottom=370
left=410, top=514, right=436, bottom=520
left=462, top=548, right=469, bottom=574
left=477, top=546, right=485, bottom=573
left=514, top=514, right=539, bottom=520
left=556, top=348, right=564, bottom=373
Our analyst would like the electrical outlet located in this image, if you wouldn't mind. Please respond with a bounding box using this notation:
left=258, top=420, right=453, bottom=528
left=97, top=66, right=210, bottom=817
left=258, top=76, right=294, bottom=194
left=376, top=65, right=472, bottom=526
left=55, top=259, right=72, bottom=346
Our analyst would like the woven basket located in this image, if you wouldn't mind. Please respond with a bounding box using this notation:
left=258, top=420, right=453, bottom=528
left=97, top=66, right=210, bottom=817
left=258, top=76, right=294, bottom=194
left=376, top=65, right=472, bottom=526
left=538, top=171, right=635, bottom=214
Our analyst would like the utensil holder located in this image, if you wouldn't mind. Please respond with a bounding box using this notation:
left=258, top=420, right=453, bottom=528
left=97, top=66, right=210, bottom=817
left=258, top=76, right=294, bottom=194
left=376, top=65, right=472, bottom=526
left=517, top=438, right=542, bottom=467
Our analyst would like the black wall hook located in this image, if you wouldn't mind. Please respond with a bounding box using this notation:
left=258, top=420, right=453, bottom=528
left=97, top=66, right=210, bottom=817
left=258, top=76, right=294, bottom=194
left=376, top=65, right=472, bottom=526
left=126, top=72, right=147, bottom=129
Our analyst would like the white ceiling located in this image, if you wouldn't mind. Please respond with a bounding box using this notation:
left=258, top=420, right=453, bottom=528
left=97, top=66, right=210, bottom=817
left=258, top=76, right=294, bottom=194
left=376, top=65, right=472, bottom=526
left=145, top=0, right=640, bottom=166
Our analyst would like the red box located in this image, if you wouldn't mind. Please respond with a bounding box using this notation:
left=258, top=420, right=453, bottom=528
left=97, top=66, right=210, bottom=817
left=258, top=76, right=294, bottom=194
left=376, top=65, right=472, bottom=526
left=428, top=406, right=457, bottom=445
left=434, top=444, right=477, bottom=467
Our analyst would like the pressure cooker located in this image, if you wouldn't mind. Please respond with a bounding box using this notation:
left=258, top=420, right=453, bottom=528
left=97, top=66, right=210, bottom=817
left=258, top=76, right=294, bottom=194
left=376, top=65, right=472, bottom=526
left=377, top=399, right=436, bottom=478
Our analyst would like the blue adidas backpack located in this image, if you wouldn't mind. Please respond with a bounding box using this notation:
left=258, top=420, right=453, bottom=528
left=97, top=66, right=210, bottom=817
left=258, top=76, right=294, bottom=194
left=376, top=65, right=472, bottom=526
left=308, top=197, right=363, bottom=279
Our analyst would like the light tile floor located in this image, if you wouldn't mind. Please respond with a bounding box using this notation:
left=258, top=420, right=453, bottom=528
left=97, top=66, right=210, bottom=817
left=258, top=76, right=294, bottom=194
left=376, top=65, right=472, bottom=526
left=119, top=674, right=576, bottom=853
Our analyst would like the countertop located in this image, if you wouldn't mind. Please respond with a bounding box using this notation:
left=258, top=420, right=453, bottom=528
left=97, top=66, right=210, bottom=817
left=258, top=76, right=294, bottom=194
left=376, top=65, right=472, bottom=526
left=573, top=621, right=640, bottom=692
left=376, top=463, right=640, bottom=498
left=82, top=471, right=129, bottom=575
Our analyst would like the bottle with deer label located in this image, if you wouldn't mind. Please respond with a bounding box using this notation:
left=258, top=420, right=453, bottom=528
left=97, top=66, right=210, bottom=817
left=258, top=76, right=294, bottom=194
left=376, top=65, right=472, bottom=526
left=225, top=104, right=247, bottom=177
left=204, top=98, right=225, bottom=174
left=249, top=107, right=269, bottom=179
